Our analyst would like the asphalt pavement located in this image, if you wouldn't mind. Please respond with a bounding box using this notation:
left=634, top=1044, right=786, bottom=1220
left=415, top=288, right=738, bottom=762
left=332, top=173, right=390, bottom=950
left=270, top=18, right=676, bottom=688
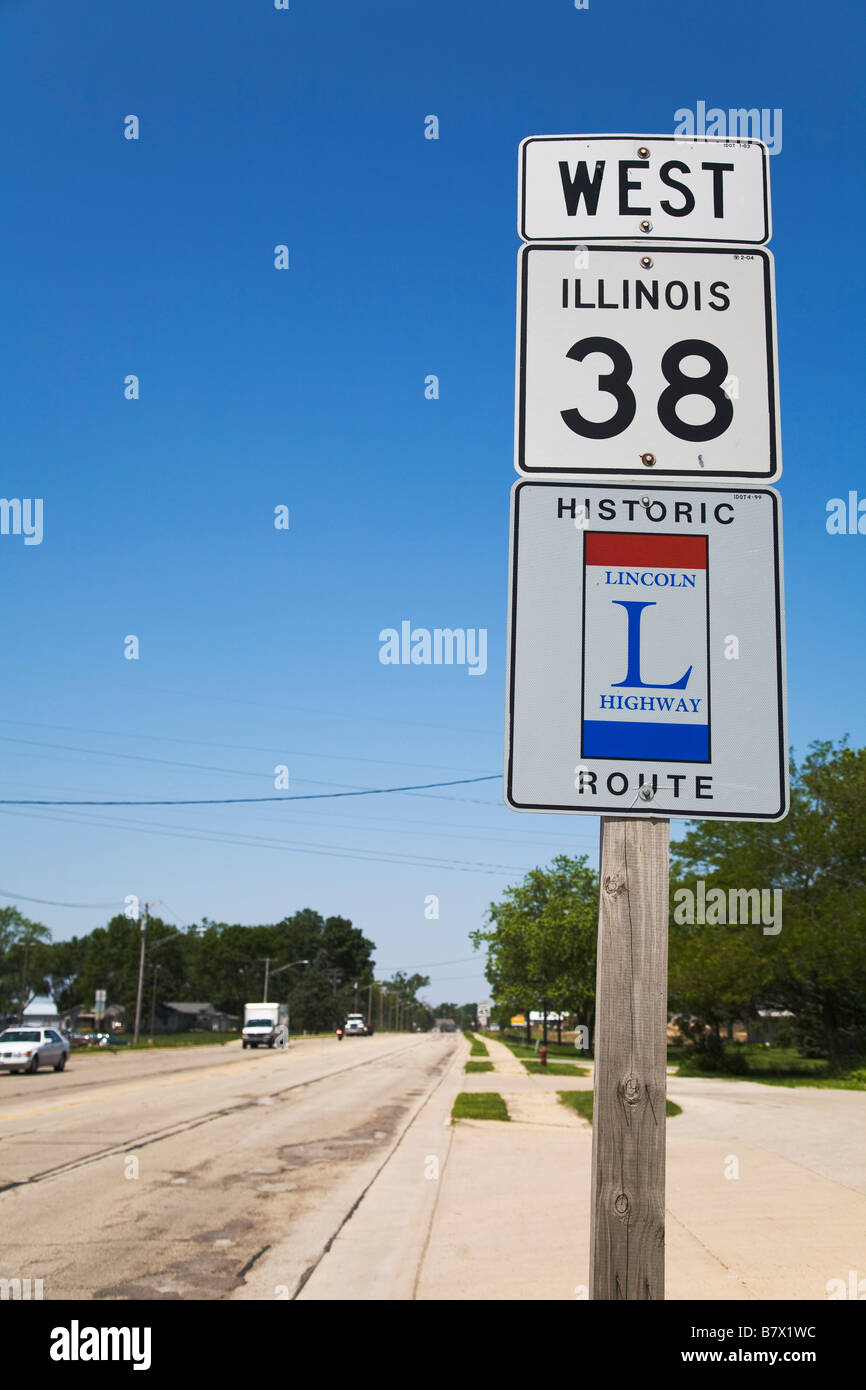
left=0, top=1032, right=458, bottom=1299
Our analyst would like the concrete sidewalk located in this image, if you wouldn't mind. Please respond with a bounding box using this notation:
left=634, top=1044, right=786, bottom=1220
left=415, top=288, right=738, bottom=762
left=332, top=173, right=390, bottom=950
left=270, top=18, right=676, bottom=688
left=470, top=1034, right=591, bottom=1127
left=419, top=1037, right=866, bottom=1299
left=303, top=1032, right=866, bottom=1300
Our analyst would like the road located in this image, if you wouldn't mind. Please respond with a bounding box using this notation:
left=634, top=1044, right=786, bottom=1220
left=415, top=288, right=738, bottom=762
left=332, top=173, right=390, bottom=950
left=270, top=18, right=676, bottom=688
left=4, top=1033, right=861, bottom=1302
left=0, top=1032, right=459, bottom=1301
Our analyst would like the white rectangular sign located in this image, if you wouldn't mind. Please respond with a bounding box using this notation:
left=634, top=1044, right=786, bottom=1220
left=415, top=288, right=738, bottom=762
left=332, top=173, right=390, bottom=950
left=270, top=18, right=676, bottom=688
left=519, top=135, right=770, bottom=244
left=505, top=481, right=788, bottom=821
left=516, top=243, right=780, bottom=481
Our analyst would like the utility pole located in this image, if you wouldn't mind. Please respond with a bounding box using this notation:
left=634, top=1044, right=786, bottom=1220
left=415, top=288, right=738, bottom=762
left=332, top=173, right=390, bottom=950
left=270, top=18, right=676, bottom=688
left=379, top=987, right=386, bottom=1032
left=133, top=902, right=150, bottom=1047
left=264, top=959, right=308, bottom=1011
left=150, top=962, right=161, bottom=1036
left=16, top=939, right=30, bottom=1024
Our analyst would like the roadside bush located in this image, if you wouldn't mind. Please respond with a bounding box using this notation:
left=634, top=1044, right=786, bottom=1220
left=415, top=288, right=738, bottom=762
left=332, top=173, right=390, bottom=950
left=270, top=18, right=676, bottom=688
left=722, top=1050, right=750, bottom=1074
left=673, top=1017, right=749, bottom=1074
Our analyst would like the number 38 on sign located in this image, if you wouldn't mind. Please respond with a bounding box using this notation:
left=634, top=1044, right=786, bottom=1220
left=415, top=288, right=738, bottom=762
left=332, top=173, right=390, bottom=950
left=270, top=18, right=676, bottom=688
left=516, top=243, right=780, bottom=482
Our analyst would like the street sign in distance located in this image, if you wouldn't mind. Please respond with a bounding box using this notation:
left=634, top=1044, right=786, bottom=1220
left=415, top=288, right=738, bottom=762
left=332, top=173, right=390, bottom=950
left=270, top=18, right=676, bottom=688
left=505, top=481, right=788, bottom=821
left=519, top=134, right=771, bottom=244
left=516, top=243, right=780, bottom=481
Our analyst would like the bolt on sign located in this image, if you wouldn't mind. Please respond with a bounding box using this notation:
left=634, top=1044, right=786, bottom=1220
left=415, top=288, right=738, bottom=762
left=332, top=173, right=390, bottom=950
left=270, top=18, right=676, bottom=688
left=518, top=134, right=771, bottom=244
left=505, top=481, right=788, bottom=821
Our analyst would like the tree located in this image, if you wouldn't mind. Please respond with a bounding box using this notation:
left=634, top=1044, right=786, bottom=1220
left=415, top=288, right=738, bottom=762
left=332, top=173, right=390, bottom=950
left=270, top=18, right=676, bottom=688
left=380, top=971, right=431, bottom=1031
left=472, top=855, right=599, bottom=1044
left=0, top=907, right=52, bottom=1020
left=42, top=904, right=377, bottom=1035
left=50, top=914, right=182, bottom=1021
left=432, top=1002, right=477, bottom=1030
left=670, top=739, right=866, bottom=1065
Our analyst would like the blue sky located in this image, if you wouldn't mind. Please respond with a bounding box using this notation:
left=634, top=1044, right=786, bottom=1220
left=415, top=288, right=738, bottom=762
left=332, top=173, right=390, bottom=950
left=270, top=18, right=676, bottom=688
left=0, top=0, right=863, bottom=1006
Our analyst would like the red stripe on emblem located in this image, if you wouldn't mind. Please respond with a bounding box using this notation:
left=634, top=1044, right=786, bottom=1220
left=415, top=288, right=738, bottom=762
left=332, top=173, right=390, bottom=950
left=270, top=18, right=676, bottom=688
left=584, top=531, right=707, bottom=569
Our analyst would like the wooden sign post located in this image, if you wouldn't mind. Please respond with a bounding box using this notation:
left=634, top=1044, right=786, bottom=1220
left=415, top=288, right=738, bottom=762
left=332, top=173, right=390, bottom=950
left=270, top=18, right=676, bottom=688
left=590, top=816, right=670, bottom=1300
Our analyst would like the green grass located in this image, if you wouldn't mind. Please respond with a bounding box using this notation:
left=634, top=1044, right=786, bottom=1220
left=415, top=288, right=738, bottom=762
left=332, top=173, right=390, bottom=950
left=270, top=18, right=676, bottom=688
left=521, top=1059, right=589, bottom=1077
left=742, top=1071, right=866, bottom=1090
left=464, top=1060, right=495, bottom=1073
left=493, top=1033, right=591, bottom=1062
left=558, top=1090, right=595, bottom=1123
left=452, top=1091, right=509, bottom=1122
left=668, top=1044, right=866, bottom=1090
left=558, top=1091, right=682, bottom=1121
left=463, top=1031, right=489, bottom=1057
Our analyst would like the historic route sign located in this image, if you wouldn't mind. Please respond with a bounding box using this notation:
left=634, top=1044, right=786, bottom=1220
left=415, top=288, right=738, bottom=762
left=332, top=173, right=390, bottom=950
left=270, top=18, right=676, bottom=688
left=519, top=135, right=770, bottom=244
left=515, top=243, right=780, bottom=481
left=505, top=481, right=787, bottom=821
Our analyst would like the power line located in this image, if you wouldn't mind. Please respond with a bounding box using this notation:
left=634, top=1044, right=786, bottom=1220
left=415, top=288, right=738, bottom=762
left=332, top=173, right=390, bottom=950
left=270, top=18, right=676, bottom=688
left=0, top=733, right=494, bottom=782
left=378, top=954, right=481, bottom=970
left=0, top=889, right=123, bottom=909
left=423, top=973, right=489, bottom=984
left=0, top=774, right=500, bottom=807
left=0, top=772, right=594, bottom=849
left=87, top=679, right=496, bottom=738
left=0, top=805, right=529, bottom=876
left=0, top=717, right=494, bottom=775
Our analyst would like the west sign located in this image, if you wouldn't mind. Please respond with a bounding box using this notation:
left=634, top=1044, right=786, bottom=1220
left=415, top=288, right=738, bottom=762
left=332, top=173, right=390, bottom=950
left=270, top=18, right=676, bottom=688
left=519, top=134, right=771, bottom=244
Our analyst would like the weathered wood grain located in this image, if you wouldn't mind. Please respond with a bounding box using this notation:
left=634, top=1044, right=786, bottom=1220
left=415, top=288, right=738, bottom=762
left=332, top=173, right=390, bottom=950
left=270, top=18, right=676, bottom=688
left=590, top=815, right=670, bottom=1300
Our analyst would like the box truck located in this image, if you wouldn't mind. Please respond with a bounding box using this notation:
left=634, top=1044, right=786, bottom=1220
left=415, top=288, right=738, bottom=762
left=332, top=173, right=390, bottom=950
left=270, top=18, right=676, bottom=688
left=242, top=1002, right=289, bottom=1048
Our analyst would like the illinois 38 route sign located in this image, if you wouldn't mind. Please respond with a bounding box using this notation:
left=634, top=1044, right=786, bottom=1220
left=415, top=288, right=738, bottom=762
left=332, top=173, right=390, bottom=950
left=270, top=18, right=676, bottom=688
left=516, top=244, right=780, bottom=481
left=505, top=481, right=788, bottom=821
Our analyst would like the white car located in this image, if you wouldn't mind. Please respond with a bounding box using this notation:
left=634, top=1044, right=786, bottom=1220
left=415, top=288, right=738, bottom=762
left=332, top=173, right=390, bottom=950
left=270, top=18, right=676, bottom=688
left=344, top=1014, right=368, bottom=1036
left=0, top=1027, right=70, bottom=1074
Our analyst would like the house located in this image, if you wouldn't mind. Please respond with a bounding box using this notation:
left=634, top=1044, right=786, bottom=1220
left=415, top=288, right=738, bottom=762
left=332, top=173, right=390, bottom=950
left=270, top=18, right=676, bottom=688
left=201, top=1008, right=239, bottom=1032
left=63, top=1002, right=125, bottom=1034
left=22, top=995, right=61, bottom=1029
left=753, top=1006, right=795, bottom=1045
left=157, top=1002, right=239, bottom=1033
